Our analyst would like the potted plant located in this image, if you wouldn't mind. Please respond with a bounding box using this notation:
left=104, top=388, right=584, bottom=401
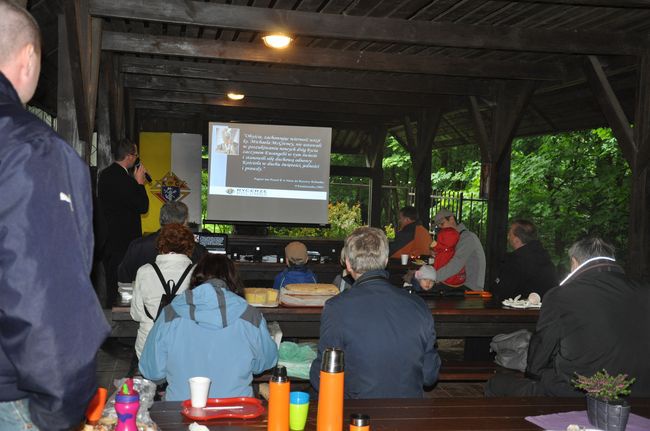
left=573, top=369, right=635, bottom=431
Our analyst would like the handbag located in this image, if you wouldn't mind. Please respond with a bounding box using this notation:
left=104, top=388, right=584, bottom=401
left=490, top=329, right=531, bottom=372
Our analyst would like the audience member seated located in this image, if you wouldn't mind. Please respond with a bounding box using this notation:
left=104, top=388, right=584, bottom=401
left=431, top=227, right=466, bottom=287
left=432, top=208, right=486, bottom=291
left=130, top=223, right=196, bottom=359
left=118, top=201, right=207, bottom=284
left=490, top=219, right=558, bottom=302
left=331, top=248, right=354, bottom=292
left=389, top=206, right=432, bottom=259
left=273, top=241, right=317, bottom=289
left=139, top=254, right=278, bottom=401
left=486, top=237, right=650, bottom=397
left=310, top=227, right=440, bottom=398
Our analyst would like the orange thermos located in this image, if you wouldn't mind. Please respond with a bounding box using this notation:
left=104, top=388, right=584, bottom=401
left=349, top=413, right=370, bottom=431
left=317, top=348, right=345, bottom=431
left=268, top=365, right=290, bottom=431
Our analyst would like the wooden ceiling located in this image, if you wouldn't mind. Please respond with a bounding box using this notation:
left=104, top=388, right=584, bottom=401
left=28, top=0, right=650, bottom=155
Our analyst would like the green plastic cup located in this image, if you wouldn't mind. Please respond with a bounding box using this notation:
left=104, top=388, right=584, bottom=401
left=289, top=391, right=310, bottom=431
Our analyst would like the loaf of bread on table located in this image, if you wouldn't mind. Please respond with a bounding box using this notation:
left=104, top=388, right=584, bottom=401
left=284, top=283, right=339, bottom=295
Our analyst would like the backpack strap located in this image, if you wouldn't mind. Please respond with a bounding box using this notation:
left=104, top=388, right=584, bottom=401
left=144, top=262, right=193, bottom=321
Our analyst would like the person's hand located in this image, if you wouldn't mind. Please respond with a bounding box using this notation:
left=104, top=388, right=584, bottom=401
left=430, top=240, right=437, bottom=249
left=134, top=163, right=148, bottom=185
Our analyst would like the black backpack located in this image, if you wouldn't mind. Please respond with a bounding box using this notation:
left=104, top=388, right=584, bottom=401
left=144, top=262, right=193, bottom=321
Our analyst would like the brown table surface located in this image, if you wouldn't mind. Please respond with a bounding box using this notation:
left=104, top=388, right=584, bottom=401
left=149, top=397, right=650, bottom=430
left=110, top=296, right=538, bottom=338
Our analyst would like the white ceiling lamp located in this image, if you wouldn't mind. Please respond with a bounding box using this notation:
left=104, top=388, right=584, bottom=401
left=262, top=33, right=293, bottom=49
left=227, top=92, right=245, bottom=101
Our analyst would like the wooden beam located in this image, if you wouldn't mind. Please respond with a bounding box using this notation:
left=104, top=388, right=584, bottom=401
left=119, top=57, right=492, bottom=97
left=122, top=74, right=444, bottom=108
left=128, top=88, right=414, bottom=117
left=511, top=0, right=650, bottom=8
left=102, top=32, right=567, bottom=81
left=583, top=55, right=636, bottom=166
left=96, top=52, right=113, bottom=171
left=330, top=165, right=372, bottom=177
left=89, top=0, right=644, bottom=55
left=132, top=100, right=381, bottom=129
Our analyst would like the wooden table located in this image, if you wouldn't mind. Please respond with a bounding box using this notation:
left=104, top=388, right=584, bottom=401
left=108, top=297, right=538, bottom=339
left=149, top=397, right=650, bottom=430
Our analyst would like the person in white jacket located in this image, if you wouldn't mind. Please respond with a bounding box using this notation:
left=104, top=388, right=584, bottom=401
left=130, top=223, right=195, bottom=358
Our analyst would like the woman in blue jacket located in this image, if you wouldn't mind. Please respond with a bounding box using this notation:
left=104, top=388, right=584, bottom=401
left=139, top=254, right=278, bottom=401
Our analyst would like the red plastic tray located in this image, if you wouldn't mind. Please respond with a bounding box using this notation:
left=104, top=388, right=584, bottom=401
left=181, top=397, right=265, bottom=421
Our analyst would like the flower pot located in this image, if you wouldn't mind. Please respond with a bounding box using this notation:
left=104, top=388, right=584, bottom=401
left=586, top=395, right=631, bottom=431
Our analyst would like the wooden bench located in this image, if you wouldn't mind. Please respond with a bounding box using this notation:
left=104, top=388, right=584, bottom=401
left=437, top=361, right=497, bottom=382
left=254, top=361, right=499, bottom=386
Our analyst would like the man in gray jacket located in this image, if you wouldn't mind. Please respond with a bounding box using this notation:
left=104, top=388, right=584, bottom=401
left=433, top=208, right=486, bottom=291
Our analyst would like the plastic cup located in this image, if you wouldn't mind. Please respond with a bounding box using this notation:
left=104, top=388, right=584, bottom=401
left=188, top=377, right=211, bottom=408
left=400, top=254, right=409, bottom=265
left=289, top=391, right=310, bottom=431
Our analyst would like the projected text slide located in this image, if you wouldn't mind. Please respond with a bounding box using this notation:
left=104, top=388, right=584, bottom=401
left=209, top=124, right=330, bottom=201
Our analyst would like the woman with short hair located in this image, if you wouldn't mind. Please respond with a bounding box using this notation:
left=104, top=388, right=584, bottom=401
left=130, top=223, right=195, bottom=359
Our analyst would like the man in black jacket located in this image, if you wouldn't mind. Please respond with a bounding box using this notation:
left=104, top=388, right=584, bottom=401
left=0, top=2, right=109, bottom=429
left=491, top=219, right=558, bottom=302
left=118, top=201, right=207, bottom=283
left=486, top=237, right=650, bottom=397
left=98, top=138, right=150, bottom=307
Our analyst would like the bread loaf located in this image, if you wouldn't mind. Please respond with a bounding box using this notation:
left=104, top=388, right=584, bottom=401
left=284, top=283, right=339, bottom=295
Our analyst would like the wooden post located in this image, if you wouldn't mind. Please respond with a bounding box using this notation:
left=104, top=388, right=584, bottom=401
left=471, top=81, right=536, bottom=285
left=366, top=127, right=386, bottom=228
left=57, top=14, right=84, bottom=157
left=630, top=53, right=650, bottom=281
left=414, top=107, right=443, bottom=230
left=96, top=52, right=113, bottom=172
left=584, top=54, right=650, bottom=280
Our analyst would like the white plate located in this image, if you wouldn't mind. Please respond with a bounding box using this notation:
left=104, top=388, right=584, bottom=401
left=502, top=299, right=541, bottom=309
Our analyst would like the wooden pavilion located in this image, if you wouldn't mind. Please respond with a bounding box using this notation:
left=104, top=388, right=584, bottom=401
left=24, top=0, right=650, bottom=282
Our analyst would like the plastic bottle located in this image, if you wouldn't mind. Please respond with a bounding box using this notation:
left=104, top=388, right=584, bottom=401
left=349, top=413, right=370, bottom=431
left=268, top=365, right=290, bottom=431
left=317, top=348, right=344, bottom=431
left=114, top=382, right=139, bottom=431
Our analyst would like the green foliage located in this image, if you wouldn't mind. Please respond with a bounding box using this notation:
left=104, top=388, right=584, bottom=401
left=268, top=201, right=362, bottom=239
left=573, top=369, right=635, bottom=401
left=508, top=129, right=630, bottom=264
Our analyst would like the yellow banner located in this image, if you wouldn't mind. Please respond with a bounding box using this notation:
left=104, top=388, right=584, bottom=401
left=139, top=132, right=171, bottom=234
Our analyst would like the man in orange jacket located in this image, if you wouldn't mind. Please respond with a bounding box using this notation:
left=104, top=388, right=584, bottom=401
left=389, top=206, right=432, bottom=259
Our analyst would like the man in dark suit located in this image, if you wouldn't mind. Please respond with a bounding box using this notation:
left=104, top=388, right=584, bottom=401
left=491, top=219, right=558, bottom=302
left=486, top=237, right=650, bottom=397
left=98, top=138, right=149, bottom=307
left=117, top=201, right=207, bottom=284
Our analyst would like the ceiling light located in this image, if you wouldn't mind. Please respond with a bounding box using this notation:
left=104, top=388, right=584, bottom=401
left=227, top=92, right=245, bottom=101
left=262, top=33, right=293, bottom=49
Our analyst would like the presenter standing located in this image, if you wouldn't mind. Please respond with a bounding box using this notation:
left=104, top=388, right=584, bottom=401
left=98, top=138, right=149, bottom=308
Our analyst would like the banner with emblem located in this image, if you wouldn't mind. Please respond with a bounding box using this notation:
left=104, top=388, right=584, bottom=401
left=139, top=132, right=202, bottom=234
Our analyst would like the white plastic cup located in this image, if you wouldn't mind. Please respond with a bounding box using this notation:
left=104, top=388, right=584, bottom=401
left=189, top=377, right=211, bottom=408
left=400, top=254, right=409, bottom=265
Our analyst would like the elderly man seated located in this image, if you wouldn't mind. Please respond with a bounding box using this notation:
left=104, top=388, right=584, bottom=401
left=486, top=237, right=650, bottom=397
left=310, top=227, right=440, bottom=398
